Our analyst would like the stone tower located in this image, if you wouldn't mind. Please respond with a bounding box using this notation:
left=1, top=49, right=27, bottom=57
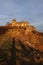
left=12, top=19, right=16, bottom=26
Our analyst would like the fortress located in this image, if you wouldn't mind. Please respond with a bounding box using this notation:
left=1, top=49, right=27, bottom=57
left=7, top=19, right=30, bottom=27
left=6, top=19, right=36, bottom=32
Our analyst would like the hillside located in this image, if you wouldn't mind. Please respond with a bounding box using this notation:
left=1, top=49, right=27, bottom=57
left=0, top=25, right=43, bottom=51
left=0, top=20, right=43, bottom=65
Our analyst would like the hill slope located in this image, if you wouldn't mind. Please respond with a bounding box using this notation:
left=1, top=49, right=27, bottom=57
left=0, top=21, right=43, bottom=65
left=0, top=26, right=43, bottom=51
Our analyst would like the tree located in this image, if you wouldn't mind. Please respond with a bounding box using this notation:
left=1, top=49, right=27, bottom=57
left=9, top=37, right=16, bottom=65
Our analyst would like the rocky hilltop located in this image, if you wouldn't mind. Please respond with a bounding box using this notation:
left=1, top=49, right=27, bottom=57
left=0, top=19, right=43, bottom=65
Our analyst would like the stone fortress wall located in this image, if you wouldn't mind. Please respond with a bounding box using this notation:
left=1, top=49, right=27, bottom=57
left=11, top=19, right=30, bottom=27
left=7, top=19, right=36, bottom=32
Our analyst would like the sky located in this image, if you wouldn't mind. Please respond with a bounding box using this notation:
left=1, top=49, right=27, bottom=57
left=0, top=0, right=43, bottom=26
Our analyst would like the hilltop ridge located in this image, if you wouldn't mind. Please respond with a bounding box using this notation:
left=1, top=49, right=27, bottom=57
left=0, top=19, right=36, bottom=34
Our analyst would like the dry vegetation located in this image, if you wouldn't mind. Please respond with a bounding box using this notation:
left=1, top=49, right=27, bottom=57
left=0, top=20, right=43, bottom=65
